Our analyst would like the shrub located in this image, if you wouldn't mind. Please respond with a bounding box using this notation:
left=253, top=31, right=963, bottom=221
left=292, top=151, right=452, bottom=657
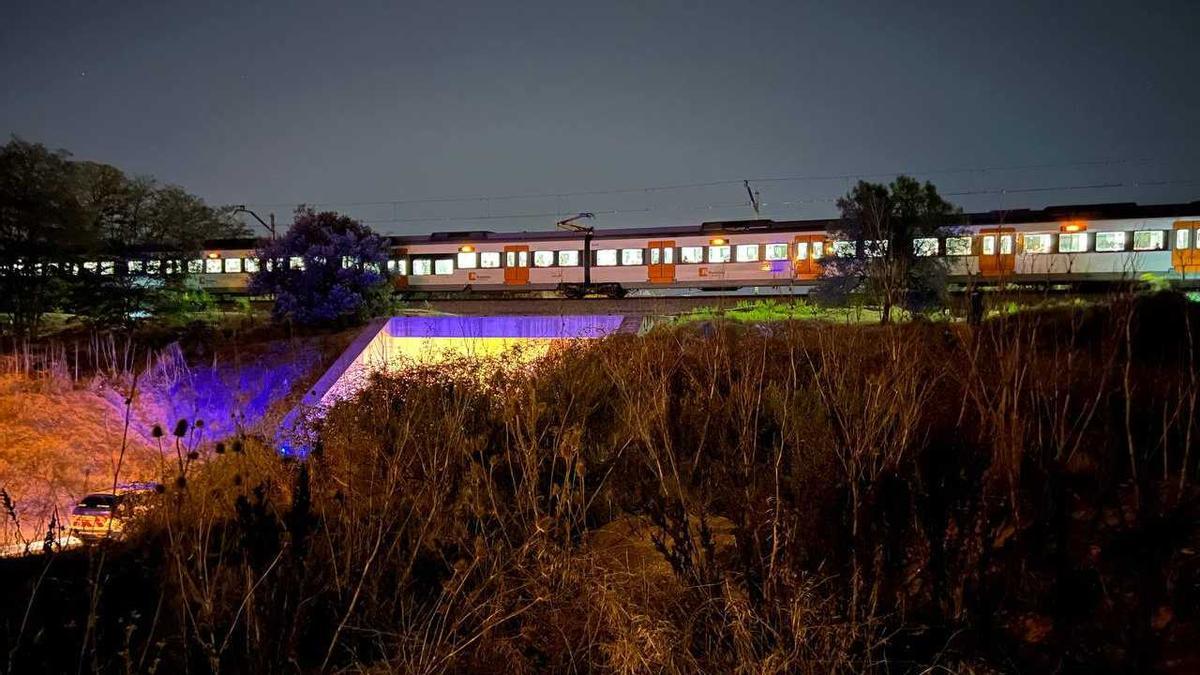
left=2, top=296, right=1198, bottom=672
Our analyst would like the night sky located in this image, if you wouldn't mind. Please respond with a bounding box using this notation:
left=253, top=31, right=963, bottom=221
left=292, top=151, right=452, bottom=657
left=2, top=1, right=1197, bottom=234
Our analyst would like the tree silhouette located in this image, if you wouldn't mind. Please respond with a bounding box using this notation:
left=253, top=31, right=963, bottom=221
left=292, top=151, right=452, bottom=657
left=819, top=176, right=960, bottom=323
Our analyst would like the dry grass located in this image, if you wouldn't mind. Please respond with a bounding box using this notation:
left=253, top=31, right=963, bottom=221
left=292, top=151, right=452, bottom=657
left=0, top=374, right=160, bottom=544
left=0, top=326, right=354, bottom=547
left=1, top=293, right=1199, bottom=673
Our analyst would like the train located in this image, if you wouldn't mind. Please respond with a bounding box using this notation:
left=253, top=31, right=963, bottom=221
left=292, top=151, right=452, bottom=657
left=84, top=200, right=1200, bottom=296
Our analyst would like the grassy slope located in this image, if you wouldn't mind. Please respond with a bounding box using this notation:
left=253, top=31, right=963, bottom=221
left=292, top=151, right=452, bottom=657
left=0, top=318, right=359, bottom=545
left=2, top=294, right=1198, bottom=673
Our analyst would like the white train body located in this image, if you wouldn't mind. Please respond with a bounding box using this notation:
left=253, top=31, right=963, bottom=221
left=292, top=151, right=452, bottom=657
left=74, top=200, right=1200, bottom=295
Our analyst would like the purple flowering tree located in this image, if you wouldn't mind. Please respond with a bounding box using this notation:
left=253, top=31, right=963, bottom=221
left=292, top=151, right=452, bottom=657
left=250, top=207, right=391, bottom=325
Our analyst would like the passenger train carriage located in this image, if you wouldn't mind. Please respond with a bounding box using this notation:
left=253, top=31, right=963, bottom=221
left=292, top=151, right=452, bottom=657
left=72, top=201, right=1200, bottom=296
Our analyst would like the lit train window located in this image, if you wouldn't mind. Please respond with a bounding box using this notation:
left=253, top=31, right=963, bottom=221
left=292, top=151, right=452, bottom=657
left=412, top=259, right=432, bottom=275
left=244, top=258, right=260, bottom=273
left=735, top=244, right=759, bottom=262
left=533, top=251, right=555, bottom=267
left=457, top=252, right=478, bottom=269
left=1132, top=229, right=1161, bottom=248
left=205, top=258, right=222, bottom=274
left=913, top=238, right=938, bottom=257
left=811, top=241, right=824, bottom=259
left=946, top=237, right=972, bottom=256
left=1133, top=231, right=1164, bottom=251
left=1176, top=229, right=1191, bottom=250
left=981, top=236, right=996, bottom=256
left=146, top=260, right=161, bottom=274
left=1059, top=233, right=1087, bottom=253
left=480, top=252, right=500, bottom=268
left=765, top=243, right=789, bottom=261
left=224, top=258, right=243, bottom=273
left=596, top=249, right=618, bottom=266
left=1023, top=234, right=1052, bottom=254
left=434, top=259, right=453, bottom=275
left=832, top=241, right=855, bottom=258
left=1000, top=235, right=1014, bottom=255
left=289, top=256, right=304, bottom=270
left=83, top=261, right=98, bottom=273
left=680, top=246, right=704, bottom=263
left=795, top=242, right=808, bottom=260
left=621, top=249, right=643, bottom=265
left=864, top=240, right=888, bottom=257
left=128, top=260, right=144, bottom=274
left=708, top=245, right=731, bottom=263
left=558, top=250, right=579, bottom=266
left=1095, top=232, right=1127, bottom=252
left=100, top=261, right=115, bottom=275
left=188, top=260, right=204, bottom=274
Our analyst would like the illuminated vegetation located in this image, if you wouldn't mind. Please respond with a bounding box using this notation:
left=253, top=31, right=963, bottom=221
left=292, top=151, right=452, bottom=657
left=668, top=298, right=883, bottom=324
left=0, top=293, right=1198, bottom=672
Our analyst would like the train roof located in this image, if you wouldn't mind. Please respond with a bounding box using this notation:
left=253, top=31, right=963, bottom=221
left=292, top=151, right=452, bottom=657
left=200, top=199, right=1200, bottom=250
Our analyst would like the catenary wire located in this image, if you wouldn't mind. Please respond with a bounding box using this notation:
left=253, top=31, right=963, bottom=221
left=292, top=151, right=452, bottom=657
left=234, top=157, right=1166, bottom=211
left=343, top=177, right=1200, bottom=227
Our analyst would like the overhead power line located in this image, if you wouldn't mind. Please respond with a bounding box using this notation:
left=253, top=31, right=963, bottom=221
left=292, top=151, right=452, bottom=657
left=349, top=176, right=1199, bottom=227
left=238, top=157, right=1163, bottom=211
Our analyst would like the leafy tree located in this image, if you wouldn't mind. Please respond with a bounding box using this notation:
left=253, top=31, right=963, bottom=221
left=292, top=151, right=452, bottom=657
left=819, top=176, right=960, bottom=323
left=72, top=160, right=245, bottom=250
left=142, top=184, right=243, bottom=249
left=0, top=138, right=91, bottom=336
left=0, top=136, right=249, bottom=333
left=69, top=165, right=246, bottom=328
left=250, top=207, right=391, bottom=326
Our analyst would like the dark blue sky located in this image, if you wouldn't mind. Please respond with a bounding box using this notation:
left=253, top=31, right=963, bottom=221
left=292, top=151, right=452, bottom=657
left=3, top=1, right=1197, bottom=234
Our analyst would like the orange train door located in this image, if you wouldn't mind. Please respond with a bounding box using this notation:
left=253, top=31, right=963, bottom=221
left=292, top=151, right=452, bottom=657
left=792, top=234, right=825, bottom=279
left=978, top=227, right=1015, bottom=278
left=392, top=247, right=408, bottom=289
left=503, top=245, right=529, bottom=285
left=1173, top=221, right=1200, bottom=274
left=648, top=240, right=676, bottom=283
